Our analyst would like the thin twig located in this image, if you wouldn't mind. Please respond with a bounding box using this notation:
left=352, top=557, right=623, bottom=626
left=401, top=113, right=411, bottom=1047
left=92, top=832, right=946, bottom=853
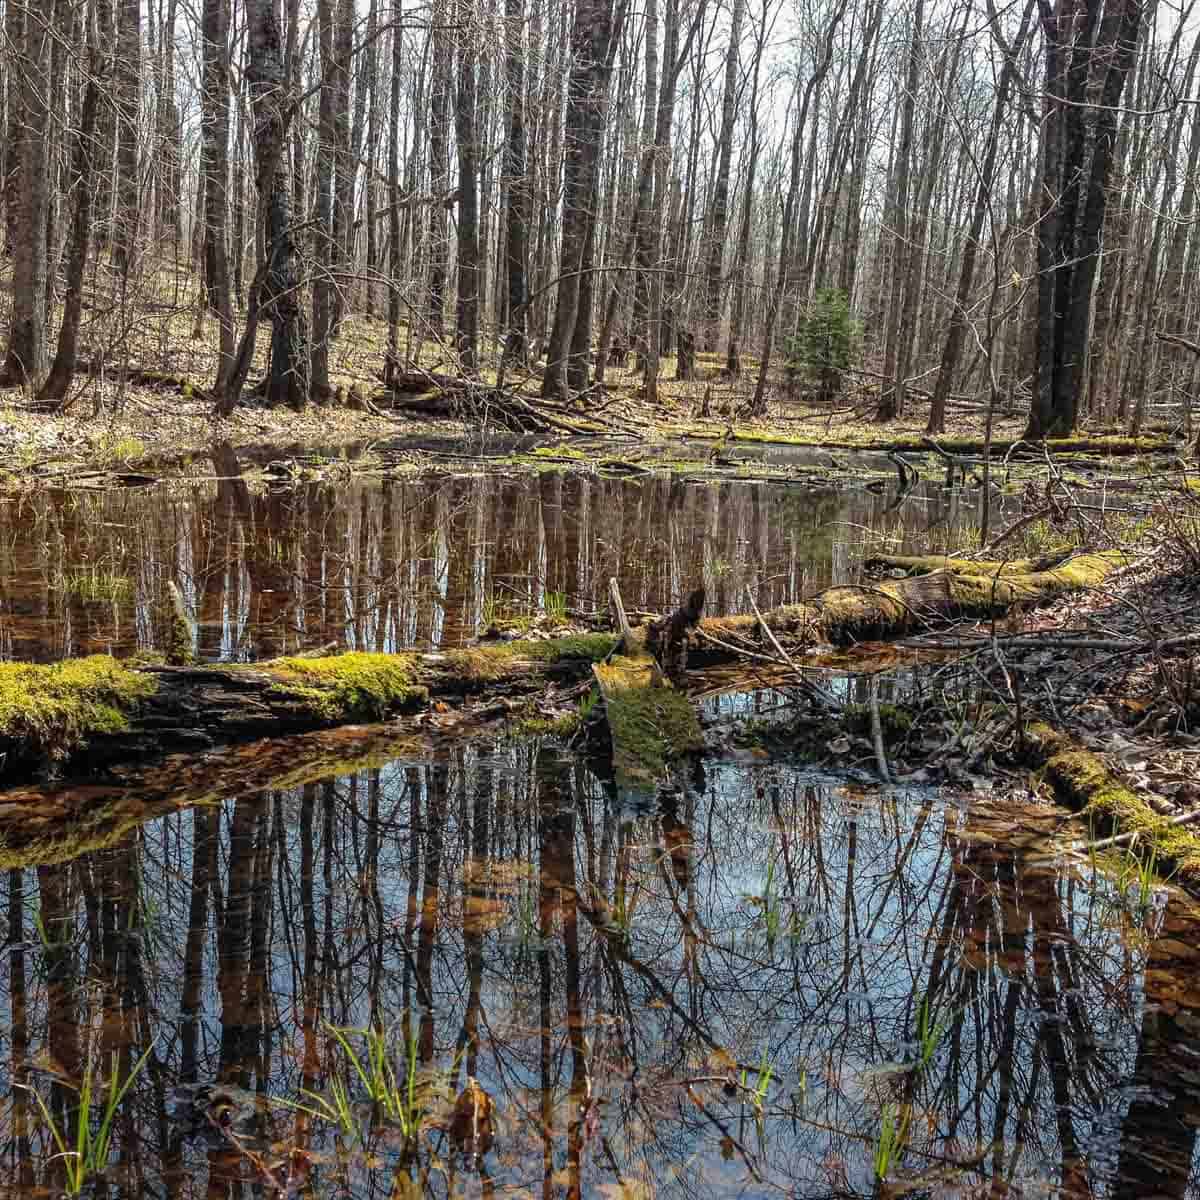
left=868, top=676, right=891, bottom=785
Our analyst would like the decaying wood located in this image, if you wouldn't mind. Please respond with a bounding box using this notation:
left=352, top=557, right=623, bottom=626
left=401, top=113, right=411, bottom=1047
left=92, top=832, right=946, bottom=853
left=0, top=551, right=1126, bottom=782
left=593, top=579, right=702, bottom=795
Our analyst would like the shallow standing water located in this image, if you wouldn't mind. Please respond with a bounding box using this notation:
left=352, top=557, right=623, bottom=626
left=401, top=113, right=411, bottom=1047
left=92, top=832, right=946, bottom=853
left=0, top=461, right=996, bottom=662
left=0, top=460, right=1191, bottom=1197
left=0, top=731, right=1198, bottom=1198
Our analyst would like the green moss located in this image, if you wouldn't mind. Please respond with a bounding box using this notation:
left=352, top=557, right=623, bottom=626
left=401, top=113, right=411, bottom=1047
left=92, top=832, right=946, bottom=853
left=594, top=657, right=703, bottom=788
left=1029, top=724, right=1200, bottom=886
left=446, top=633, right=616, bottom=682
left=265, top=652, right=425, bottom=721
left=166, top=580, right=196, bottom=666
left=513, top=711, right=584, bottom=740
left=845, top=702, right=913, bottom=738
left=0, top=656, right=157, bottom=760
left=873, top=554, right=1043, bottom=576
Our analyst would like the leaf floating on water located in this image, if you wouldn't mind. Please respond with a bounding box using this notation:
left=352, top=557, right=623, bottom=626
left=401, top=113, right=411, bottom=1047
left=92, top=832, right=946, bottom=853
left=709, top=1046, right=737, bottom=1074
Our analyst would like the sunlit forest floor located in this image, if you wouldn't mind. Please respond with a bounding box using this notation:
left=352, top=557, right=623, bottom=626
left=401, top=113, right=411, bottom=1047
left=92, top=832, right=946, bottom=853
left=0, top=257, right=1179, bottom=478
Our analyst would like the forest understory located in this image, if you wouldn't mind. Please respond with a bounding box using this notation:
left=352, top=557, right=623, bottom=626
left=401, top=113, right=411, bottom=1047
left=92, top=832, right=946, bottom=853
left=0, top=262, right=1182, bottom=483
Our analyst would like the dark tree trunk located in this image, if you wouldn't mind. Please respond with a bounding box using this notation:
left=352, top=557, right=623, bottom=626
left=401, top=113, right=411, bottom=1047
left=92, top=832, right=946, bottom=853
left=426, top=2, right=452, bottom=344
left=541, top=0, right=622, bottom=399
left=111, top=0, right=141, bottom=274
left=329, top=0, right=354, bottom=331
left=1026, top=0, right=1143, bottom=439
left=242, top=0, right=310, bottom=412
left=701, top=0, right=744, bottom=352
left=455, top=0, right=480, bottom=370
left=1, top=0, right=51, bottom=387
left=39, top=66, right=101, bottom=406
left=501, top=0, right=529, bottom=365
left=311, top=0, right=338, bottom=398
left=200, top=0, right=236, bottom=400
left=386, top=0, right=404, bottom=378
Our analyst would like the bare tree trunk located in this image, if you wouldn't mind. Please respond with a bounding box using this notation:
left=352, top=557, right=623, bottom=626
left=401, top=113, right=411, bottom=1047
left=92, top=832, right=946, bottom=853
left=701, top=0, right=744, bottom=352
left=385, top=0, right=404, bottom=378
left=749, top=0, right=847, bottom=417
left=156, top=0, right=181, bottom=248
left=330, top=0, right=354, bottom=331
left=1, top=0, right=52, bottom=387
left=1027, top=0, right=1143, bottom=439
left=111, top=0, right=142, bottom=274
left=641, top=0, right=689, bottom=407
left=455, top=0, right=480, bottom=370
left=39, top=54, right=101, bottom=405
left=3, top=0, right=25, bottom=255
left=876, top=0, right=923, bottom=422
left=199, top=0, right=236, bottom=400
left=541, top=0, right=623, bottom=399
left=500, top=0, right=529, bottom=365
left=239, top=0, right=310, bottom=412
left=725, top=6, right=767, bottom=378
left=928, top=0, right=1035, bottom=434
left=311, top=0, right=338, bottom=399
left=426, top=1, right=452, bottom=344
left=362, top=0, right=380, bottom=317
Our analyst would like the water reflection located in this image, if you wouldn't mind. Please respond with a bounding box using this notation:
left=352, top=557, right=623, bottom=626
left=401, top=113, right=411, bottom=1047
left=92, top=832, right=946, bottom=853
left=0, top=740, right=1193, bottom=1197
left=0, top=465, right=993, bottom=663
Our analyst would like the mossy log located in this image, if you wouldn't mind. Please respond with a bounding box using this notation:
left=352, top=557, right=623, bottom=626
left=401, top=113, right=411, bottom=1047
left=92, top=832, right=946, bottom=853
left=593, top=582, right=704, bottom=796
left=1026, top=723, right=1200, bottom=893
left=0, top=638, right=615, bottom=782
left=0, top=553, right=1123, bottom=781
left=700, top=551, right=1125, bottom=652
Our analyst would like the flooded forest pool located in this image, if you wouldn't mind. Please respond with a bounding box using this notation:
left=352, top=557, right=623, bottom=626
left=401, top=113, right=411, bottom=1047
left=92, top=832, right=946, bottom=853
left=0, top=457, right=1195, bottom=1198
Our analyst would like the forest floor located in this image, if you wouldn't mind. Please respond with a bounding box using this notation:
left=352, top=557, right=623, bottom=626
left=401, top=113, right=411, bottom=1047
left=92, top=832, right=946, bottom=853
left=0, top=261, right=1182, bottom=480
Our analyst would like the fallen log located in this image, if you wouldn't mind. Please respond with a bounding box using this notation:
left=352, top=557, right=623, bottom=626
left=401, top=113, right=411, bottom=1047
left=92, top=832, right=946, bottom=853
left=0, top=550, right=1126, bottom=782
left=1026, top=723, right=1200, bottom=894
left=593, top=581, right=703, bottom=797
left=700, top=550, right=1126, bottom=652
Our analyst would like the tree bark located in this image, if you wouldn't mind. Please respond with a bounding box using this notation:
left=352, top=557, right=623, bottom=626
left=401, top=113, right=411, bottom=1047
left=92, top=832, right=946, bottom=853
left=311, top=0, right=339, bottom=398
left=39, top=62, right=101, bottom=407
left=329, top=0, right=355, bottom=332
left=1, top=0, right=52, bottom=387
left=110, top=0, right=142, bottom=274
left=1026, top=0, right=1143, bottom=439
left=241, top=0, right=310, bottom=412
left=701, top=0, right=744, bottom=352
left=426, top=1, right=452, bottom=345
left=386, top=0, right=405, bottom=378
left=876, top=0, right=923, bottom=422
left=501, top=0, right=529, bottom=365
left=455, top=0, right=480, bottom=371
left=928, top=0, right=1036, bottom=434
left=541, top=0, right=623, bottom=399
left=200, top=0, right=237, bottom=401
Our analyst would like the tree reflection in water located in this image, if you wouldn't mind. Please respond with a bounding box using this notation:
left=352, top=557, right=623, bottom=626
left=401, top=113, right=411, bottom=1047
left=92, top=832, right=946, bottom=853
left=0, top=739, right=1194, bottom=1196
left=0, top=465, right=989, bottom=664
